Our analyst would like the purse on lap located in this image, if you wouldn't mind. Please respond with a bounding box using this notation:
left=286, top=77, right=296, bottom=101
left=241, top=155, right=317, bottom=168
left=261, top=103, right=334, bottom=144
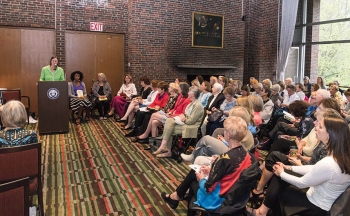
left=207, top=110, right=223, bottom=123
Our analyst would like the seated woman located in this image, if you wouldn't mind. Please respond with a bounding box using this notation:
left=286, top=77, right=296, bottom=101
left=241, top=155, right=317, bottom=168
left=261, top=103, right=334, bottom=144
left=0, top=101, right=38, bottom=146
left=209, top=76, right=218, bottom=88
left=137, top=75, right=152, bottom=100
left=132, top=82, right=191, bottom=143
left=206, top=86, right=236, bottom=136
left=240, top=85, right=250, bottom=97
left=198, top=81, right=212, bottom=107
left=161, top=116, right=258, bottom=214
left=91, top=73, right=112, bottom=120
left=270, top=84, right=283, bottom=106
left=248, top=110, right=350, bottom=216
left=126, top=82, right=178, bottom=138
left=248, top=95, right=263, bottom=126
left=68, top=71, right=93, bottom=124
left=260, top=87, right=274, bottom=124
left=117, top=80, right=159, bottom=129
left=229, top=79, right=242, bottom=98
left=109, top=74, right=137, bottom=119
left=235, top=96, right=257, bottom=134
left=153, top=87, right=204, bottom=158
left=181, top=106, right=255, bottom=163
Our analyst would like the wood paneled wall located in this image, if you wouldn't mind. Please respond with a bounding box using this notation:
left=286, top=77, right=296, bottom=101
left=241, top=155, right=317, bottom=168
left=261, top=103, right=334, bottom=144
left=65, top=32, right=125, bottom=98
left=0, top=27, right=56, bottom=114
left=0, top=28, right=125, bottom=114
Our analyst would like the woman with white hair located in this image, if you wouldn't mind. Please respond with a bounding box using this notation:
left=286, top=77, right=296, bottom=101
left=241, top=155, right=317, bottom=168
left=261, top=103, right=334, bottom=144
left=200, top=83, right=225, bottom=136
left=0, top=101, right=38, bottom=146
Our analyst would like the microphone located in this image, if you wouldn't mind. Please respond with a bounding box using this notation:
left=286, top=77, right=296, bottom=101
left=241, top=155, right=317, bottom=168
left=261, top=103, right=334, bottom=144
left=54, top=64, right=57, bottom=70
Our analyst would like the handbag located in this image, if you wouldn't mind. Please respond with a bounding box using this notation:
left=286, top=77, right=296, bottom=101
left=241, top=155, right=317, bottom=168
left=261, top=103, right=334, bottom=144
left=207, top=110, right=223, bottom=123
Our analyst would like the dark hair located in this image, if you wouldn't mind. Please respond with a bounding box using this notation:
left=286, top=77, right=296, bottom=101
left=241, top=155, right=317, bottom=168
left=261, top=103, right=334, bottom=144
left=179, top=82, right=190, bottom=98
left=140, top=76, right=150, bottom=85
left=221, top=76, right=229, bottom=88
left=124, top=74, right=133, bottom=84
left=222, top=86, right=235, bottom=97
left=323, top=114, right=350, bottom=174
left=317, top=76, right=325, bottom=87
left=202, top=81, right=211, bottom=92
left=262, top=86, right=271, bottom=97
left=70, top=71, right=84, bottom=82
left=296, top=83, right=304, bottom=90
left=196, top=75, right=204, bottom=84
left=286, top=84, right=296, bottom=91
left=320, top=98, right=341, bottom=114
left=312, top=83, right=320, bottom=91
left=150, top=80, right=159, bottom=88
left=288, top=100, right=309, bottom=117
left=241, top=85, right=250, bottom=95
left=49, top=55, right=58, bottom=66
left=344, top=89, right=350, bottom=97
left=158, top=81, right=169, bottom=92
left=277, top=81, right=285, bottom=90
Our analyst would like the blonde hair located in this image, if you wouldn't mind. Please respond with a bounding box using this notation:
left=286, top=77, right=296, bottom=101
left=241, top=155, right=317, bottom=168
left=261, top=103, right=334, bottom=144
left=262, top=79, right=272, bottom=88
left=248, top=95, right=264, bottom=112
left=236, top=96, right=255, bottom=126
left=98, top=73, right=107, bottom=81
left=229, top=106, right=250, bottom=125
left=191, top=79, right=200, bottom=87
left=1, top=100, right=27, bottom=128
left=210, top=76, right=218, bottom=84
left=169, top=82, right=179, bottom=94
left=223, top=116, right=247, bottom=142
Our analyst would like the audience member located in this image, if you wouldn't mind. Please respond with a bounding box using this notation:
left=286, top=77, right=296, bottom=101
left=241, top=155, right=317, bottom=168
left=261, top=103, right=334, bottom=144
left=248, top=95, right=263, bottom=126
left=251, top=83, right=263, bottom=96
left=303, top=76, right=312, bottom=93
left=241, top=85, right=250, bottom=97
left=91, top=73, right=112, bottom=119
left=68, top=71, right=92, bottom=124
left=209, top=76, right=218, bottom=88
left=161, top=116, right=258, bottom=214
left=295, top=82, right=306, bottom=100
left=280, top=84, right=300, bottom=108
left=138, top=76, right=152, bottom=99
left=0, top=101, right=38, bottom=146
left=260, top=87, right=274, bottom=124
left=198, top=81, right=212, bottom=107
left=262, top=79, right=272, bottom=88
left=317, top=76, right=326, bottom=90
left=218, top=76, right=228, bottom=89
left=270, top=84, right=283, bottom=106
left=153, top=87, right=204, bottom=158
left=109, top=74, right=137, bottom=119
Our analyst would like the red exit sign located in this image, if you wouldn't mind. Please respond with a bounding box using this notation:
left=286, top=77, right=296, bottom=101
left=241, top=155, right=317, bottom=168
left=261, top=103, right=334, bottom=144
left=90, top=22, right=103, bottom=32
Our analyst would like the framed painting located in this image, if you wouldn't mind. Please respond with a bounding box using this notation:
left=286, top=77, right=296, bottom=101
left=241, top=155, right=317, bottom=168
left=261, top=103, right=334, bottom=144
left=192, top=12, right=224, bottom=48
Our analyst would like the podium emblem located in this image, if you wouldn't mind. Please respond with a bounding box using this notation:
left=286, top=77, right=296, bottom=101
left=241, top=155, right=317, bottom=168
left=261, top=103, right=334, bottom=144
left=47, top=88, right=60, bottom=99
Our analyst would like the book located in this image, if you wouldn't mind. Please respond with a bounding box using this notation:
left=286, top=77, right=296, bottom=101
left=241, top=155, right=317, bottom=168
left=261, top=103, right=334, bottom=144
left=76, top=90, right=83, bottom=97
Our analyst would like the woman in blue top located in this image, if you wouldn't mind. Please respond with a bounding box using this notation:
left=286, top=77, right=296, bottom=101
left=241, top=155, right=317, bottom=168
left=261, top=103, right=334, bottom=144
left=0, top=101, right=38, bottom=146
left=198, top=81, right=212, bottom=107
left=68, top=71, right=92, bottom=124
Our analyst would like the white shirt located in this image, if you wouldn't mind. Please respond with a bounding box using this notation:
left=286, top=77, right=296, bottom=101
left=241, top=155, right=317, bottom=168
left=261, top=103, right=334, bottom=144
left=117, top=83, right=137, bottom=98
left=260, top=99, right=274, bottom=124
left=282, top=92, right=300, bottom=106
left=142, top=90, right=158, bottom=106
left=280, top=157, right=350, bottom=211
left=296, top=91, right=305, bottom=100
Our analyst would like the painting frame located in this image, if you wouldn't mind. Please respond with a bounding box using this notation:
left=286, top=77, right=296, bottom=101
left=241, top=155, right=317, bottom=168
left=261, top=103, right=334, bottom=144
left=192, top=12, right=224, bottom=49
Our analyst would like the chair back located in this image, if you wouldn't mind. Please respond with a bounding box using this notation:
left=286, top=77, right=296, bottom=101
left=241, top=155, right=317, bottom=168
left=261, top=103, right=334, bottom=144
left=0, top=143, right=41, bottom=183
left=0, top=177, right=30, bottom=216
left=329, top=185, right=350, bottom=216
left=0, top=90, right=21, bottom=103
left=0, top=143, right=43, bottom=215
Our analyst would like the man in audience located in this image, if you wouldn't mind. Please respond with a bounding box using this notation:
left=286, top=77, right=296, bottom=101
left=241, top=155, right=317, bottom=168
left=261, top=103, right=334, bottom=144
left=303, top=76, right=312, bottom=94
left=280, top=84, right=300, bottom=108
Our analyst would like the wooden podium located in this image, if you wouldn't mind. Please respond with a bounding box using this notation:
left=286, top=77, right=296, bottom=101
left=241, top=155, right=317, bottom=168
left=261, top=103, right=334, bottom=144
left=38, top=81, right=69, bottom=134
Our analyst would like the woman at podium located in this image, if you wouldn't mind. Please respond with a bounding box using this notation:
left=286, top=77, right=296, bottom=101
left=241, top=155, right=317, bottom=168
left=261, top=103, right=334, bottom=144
left=39, top=56, right=65, bottom=81
left=68, top=71, right=93, bottom=124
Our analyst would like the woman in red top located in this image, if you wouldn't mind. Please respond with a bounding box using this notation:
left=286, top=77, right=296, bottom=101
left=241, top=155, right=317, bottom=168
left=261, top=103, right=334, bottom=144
left=132, top=82, right=191, bottom=143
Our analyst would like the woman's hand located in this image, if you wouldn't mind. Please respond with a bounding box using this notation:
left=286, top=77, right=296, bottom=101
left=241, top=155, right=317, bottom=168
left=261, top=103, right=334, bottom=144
left=206, top=110, right=212, bottom=115
left=165, top=112, right=172, bottom=118
left=200, top=165, right=211, bottom=175
left=211, top=107, right=217, bottom=112
left=287, top=155, right=302, bottom=166
left=195, top=170, right=206, bottom=181
left=179, top=114, right=186, bottom=122
left=273, top=162, right=286, bottom=176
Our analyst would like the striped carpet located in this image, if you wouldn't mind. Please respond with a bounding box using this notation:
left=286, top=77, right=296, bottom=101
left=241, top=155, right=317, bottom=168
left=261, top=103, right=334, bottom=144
left=30, top=117, right=192, bottom=216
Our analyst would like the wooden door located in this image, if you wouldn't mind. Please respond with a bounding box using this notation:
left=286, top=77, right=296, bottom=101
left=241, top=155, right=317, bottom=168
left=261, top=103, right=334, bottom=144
left=65, top=32, right=124, bottom=98
left=0, top=28, right=21, bottom=89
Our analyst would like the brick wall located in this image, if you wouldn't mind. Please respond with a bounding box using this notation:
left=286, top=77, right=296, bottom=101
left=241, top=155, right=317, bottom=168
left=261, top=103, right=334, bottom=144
left=243, top=0, right=280, bottom=84
left=0, top=0, right=282, bottom=86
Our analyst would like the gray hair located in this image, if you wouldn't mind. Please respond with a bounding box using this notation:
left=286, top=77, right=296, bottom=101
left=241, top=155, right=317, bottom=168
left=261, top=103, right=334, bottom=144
left=1, top=100, right=27, bottom=128
left=316, top=89, right=331, bottom=99
left=189, top=86, right=201, bottom=99
left=213, top=82, right=223, bottom=93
